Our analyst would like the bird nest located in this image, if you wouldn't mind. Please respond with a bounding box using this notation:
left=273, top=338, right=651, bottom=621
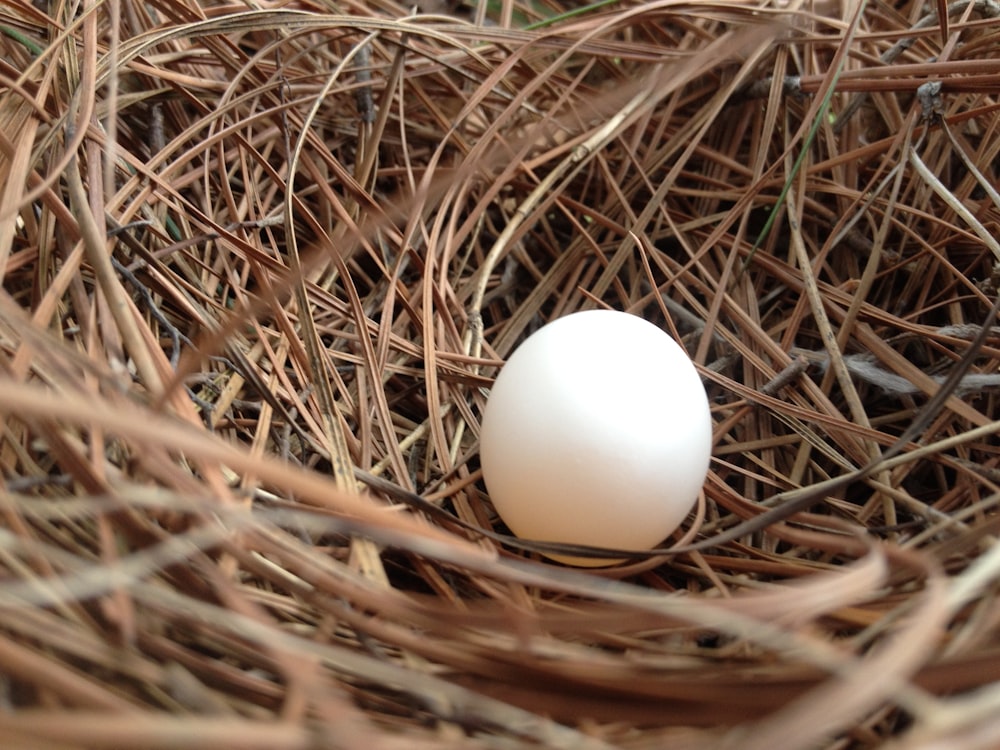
left=2, top=0, right=1000, bottom=747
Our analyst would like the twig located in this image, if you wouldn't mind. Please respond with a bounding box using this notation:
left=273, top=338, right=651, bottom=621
left=833, top=0, right=1000, bottom=132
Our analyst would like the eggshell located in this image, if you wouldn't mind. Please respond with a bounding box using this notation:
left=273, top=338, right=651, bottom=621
left=479, top=309, right=712, bottom=566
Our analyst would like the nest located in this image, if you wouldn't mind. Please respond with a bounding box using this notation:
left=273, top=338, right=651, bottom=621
left=2, top=0, right=1000, bottom=747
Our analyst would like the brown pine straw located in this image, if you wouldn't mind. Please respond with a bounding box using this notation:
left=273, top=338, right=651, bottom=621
left=2, top=0, right=1000, bottom=747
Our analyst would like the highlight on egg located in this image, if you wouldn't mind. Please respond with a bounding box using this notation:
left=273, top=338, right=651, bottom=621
left=479, top=309, right=713, bottom=566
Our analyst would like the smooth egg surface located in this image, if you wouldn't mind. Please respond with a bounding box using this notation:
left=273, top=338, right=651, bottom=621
left=480, top=310, right=712, bottom=566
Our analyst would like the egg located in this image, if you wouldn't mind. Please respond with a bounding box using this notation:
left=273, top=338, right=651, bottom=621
left=479, top=309, right=712, bottom=566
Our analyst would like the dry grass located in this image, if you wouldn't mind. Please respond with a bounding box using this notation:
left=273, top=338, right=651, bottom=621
left=2, top=0, right=1000, bottom=746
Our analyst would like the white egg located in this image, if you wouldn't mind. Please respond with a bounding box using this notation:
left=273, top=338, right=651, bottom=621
left=479, top=309, right=712, bottom=566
